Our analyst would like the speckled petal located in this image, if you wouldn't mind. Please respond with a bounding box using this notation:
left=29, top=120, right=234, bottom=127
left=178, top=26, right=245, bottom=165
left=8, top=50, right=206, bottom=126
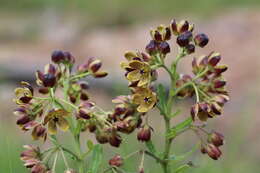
left=127, top=70, right=141, bottom=81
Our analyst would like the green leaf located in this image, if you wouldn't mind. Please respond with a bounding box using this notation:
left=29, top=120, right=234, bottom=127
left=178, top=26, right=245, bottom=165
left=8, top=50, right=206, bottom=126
left=169, top=143, right=200, bottom=162
left=168, top=109, right=181, bottom=118
left=166, top=117, right=192, bottom=139
left=89, top=144, right=103, bottom=173
left=145, top=140, right=157, bottom=155
left=156, top=84, right=168, bottom=115
left=175, top=164, right=191, bottom=173
left=87, top=140, right=94, bottom=151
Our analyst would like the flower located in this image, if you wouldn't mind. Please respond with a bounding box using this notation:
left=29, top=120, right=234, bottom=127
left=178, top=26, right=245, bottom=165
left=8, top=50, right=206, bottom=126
left=132, top=88, right=157, bottom=112
left=43, top=109, right=70, bottom=134
left=36, top=64, right=59, bottom=88
left=124, top=60, right=152, bottom=87
left=32, top=124, right=47, bottom=141
left=171, top=19, right=194, bottom=36
left=208, top=131, right=224, bottom=147
left=14, top=81, right=34, bottom=105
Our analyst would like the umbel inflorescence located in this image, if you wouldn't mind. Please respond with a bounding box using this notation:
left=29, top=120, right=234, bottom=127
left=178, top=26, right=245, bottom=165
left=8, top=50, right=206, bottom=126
left=14, top=19, right=229, bottom=173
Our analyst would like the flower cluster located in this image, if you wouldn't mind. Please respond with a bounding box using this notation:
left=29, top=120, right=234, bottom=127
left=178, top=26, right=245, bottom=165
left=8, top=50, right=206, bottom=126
left=13, top=18, right=230, bottom=173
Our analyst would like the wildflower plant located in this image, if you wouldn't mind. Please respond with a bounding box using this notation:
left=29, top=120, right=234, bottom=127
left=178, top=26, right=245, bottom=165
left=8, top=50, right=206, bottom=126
left=14, top=19, right=229, bottom=173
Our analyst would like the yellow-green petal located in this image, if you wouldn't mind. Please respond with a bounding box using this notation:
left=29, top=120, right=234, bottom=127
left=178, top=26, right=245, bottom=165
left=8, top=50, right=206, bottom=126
left=57, top=117, right=69, bottom=131
left=127, top=70, right=141, bottom=81
left=48, top=120, right=57, bottom=135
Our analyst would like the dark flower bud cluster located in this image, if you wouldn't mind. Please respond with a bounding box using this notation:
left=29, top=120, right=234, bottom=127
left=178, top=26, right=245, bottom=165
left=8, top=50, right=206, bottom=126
left=199, top=130, right=224, bottom=160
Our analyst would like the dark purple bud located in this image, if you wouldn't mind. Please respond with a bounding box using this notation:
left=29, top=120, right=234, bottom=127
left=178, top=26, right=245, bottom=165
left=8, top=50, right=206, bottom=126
left=64, top=51, right=75, bottom=64
left=171, top=19, right=178, bottom=35
left=78, top=109, right=91, bottom=120
left=176, top=31, right=192, bottom=47
left=89, top=59, right=102, bottom=73
left=51, top=50, right=65, bottom=63
left=80, top=92, right=89, bottom=101
left=38, top=87, right=49, bottom=94
left=154, top=31, right=163, bottom=42
left=208, top=52, right=221, bottom=66
left=79, top=81, right=89, bottom=90
left=96, top=132, right=109, bottom=144
left=214, top=80, right=226, bottom=88
left=145, top=40, right=159, bottom=55
left=17, top=115, right=31, bottom=125
left=211, top=102, right=222, bottom=115
left=165, top=27, right=172, bottom=40
left=42, top=74, right=56, bottom=88
left=114, top=104, right=126, bottom=115
left=93, top=71, right=108, bottom=78
left=194, top=33, right=209, bottom=48
left=109, top=134, right=122, bottom=147
left=137, top=126, right=151, bottom=142
left=158, top=41, right=170, bottom=54
left=185, top=44, right=195, bottom=54
left=179, top=20, right=189, bottom=33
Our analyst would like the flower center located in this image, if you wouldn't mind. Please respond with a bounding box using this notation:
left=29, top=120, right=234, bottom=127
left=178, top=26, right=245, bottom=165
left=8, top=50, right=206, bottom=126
left=53, top=117, right=59, bottom=122
left=144, top=97, right=150, bottom=102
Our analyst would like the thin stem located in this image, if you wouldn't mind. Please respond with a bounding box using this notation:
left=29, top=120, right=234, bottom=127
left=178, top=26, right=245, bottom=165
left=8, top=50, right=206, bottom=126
left=192, top=83, right=200, bottom=103
left=52, top=152, right=59, bottom=173
left=57, top=98, right=78, bottom=110
left=70, top=72, right=90, bottom=81
left=62, top=147, right=81, bottom=161
left=60, top=147, right=70, bottom=169
left=144, top=150, right=164, bottom=164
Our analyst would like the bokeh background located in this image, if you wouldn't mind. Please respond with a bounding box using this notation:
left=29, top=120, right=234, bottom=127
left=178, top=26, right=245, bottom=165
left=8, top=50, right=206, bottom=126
left=1, top=0, right=260, bottom=172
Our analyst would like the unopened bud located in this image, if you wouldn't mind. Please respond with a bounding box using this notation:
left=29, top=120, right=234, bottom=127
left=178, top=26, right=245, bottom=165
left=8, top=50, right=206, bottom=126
left=109, top=155, right=123, bottom=167
left=194, top=33, right=209, bottom=48
left=208, top=131, right=224, bottom=147
left=51, top=50, right=65, bottom=63
left=137, top=126, right=151, bottom=142
left=177, top=31, right=192, bottom=47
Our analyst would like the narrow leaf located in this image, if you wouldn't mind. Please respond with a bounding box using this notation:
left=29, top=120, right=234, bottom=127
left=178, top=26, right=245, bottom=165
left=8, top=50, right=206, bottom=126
left=145, top=140, right=157, bottom=155
left=87, top=140, right=94, bottom=151
left=156, top=84, right=168, bottom=115
left=169, top=143, right=200, bottom=162
left=90, top=144, right=103, bottom=173
left=175, top=164, right=191, bottom=173
left=167, top=117, right=192, bottom=139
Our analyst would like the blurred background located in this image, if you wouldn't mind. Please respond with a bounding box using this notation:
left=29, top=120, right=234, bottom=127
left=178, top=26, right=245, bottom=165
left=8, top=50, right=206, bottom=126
left=1, top=0, right=260, bottom=172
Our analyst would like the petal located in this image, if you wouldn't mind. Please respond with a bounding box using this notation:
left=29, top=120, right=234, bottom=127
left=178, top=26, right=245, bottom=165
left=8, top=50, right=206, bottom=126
left=120, top=62, right=130, bottom=69
left=57, top=117, right=69, bottom=131
left=127, top=70, right=141, bottom=81
left=137, top=75, right=150, bottom=87
left=129, top=60, right=144, bottom=69
left=48, top=120, right=57, bottom=134
left=132, top=94, right=143, bottom=104
left=137, top=104, right=149, bottom=112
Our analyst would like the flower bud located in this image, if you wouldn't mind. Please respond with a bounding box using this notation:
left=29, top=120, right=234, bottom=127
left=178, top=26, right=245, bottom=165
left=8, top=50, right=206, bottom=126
left=178, top=20, right=189, bottom=33
left=109, top=155, right=123, bottom=167
left=208, top=131, right=224, bottom=147
left=80, top=92, right=89, bottom=101
left=176, top=31, right=192, bottom=47
left=96, top=131, right=109, bottom=144
left=213, top=94, right=229, bottom=106
left=205, top=144, right=222, bottom=160
left=137, top=126, right=151, bottom=142
left=208, top=52, right=221, bottom=67
left=158, top=41, right=170, bottom=54
left=64, top=51, right=75, bottom=64
left=114, top=104, right=126, bottom=115
left=109, top=133, right=122, bottom=147
left=42, top=73, right=56, bottom=87
left=194, top=33, right=209, bottom=48
left=93, top=71, right=108, bottom=78
left=89, top=59, right=102, bottom=73
left=31, top=163, right=47, bottom=173
left=51, top=50, right=65, bottom=63
left=38, top=87, right=49, bottom=94
left=145, top=40, right=159, bottom=55
left=185, top=44, right=195, bottom=54
left=31, top=124, right=47, bottom=141
left=150, top=25, right=171, bottom=42
left=190, top=104, right=199, bottom=121
left=214, top=65, right=228, bottom=76
left=17, top=115, right=31, bottom=126
left=139, top=168, right=144, bottom=173
left=214, top=80, right=226, bottom=89
left=79, top=81, right=89, bottom=90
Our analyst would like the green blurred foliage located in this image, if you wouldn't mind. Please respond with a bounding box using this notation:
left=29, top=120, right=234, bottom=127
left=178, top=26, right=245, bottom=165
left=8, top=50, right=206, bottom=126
left=1, top=0, right=260, bottom=26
